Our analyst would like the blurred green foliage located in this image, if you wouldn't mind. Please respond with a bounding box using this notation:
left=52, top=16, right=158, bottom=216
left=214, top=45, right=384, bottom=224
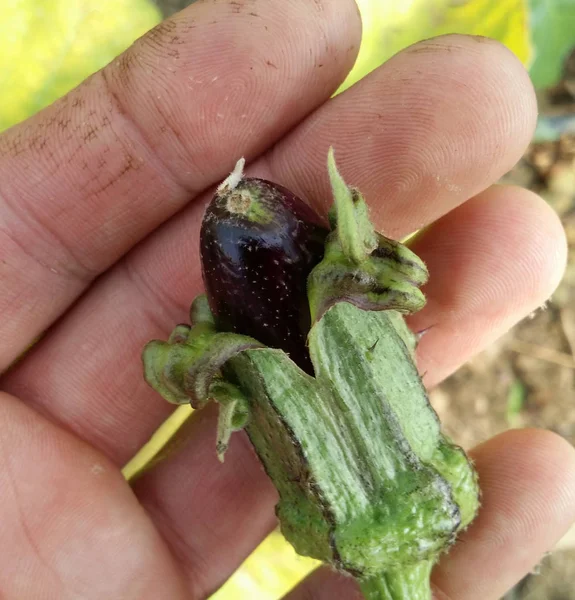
left=506, top=379, right=527, bottom=427
left=528, top=0, right=575, bottom=88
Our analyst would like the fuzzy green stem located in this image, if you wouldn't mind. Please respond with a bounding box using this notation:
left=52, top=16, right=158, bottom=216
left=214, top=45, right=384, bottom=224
left=327, top=146, right=377, bottom=264
left=359, top=562, right=433, bottom=600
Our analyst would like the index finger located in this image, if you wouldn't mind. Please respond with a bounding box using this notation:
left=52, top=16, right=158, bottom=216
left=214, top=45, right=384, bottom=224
left=0, top=0, right=360, bottom=370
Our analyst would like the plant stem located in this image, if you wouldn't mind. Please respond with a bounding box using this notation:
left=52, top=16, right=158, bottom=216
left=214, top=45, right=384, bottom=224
left=358, top=562, right=433, bottom=600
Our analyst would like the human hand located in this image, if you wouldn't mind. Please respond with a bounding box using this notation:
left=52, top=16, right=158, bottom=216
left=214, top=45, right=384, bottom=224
left=0, top=1, right=573, bottom=599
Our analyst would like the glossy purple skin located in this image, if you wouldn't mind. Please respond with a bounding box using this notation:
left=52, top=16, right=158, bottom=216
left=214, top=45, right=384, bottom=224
left=200, top=177, right=328, bottom=373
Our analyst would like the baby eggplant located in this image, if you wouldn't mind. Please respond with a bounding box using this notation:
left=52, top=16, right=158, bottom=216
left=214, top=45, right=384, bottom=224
left=144, top=150, right=480, bottom=600
left=199, top=159, right=328, bottom=373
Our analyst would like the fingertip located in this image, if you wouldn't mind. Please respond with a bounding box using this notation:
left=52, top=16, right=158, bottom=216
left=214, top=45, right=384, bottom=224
left=405, top=33, right=537, bottom=135
left=506, top=186, right=568, bottom=302
left=411, top=184, right=566, bottom=323
left=464, top=185, right=567, bottom=310
left=487, top=185, right=567, bottom=309
left=472, top=428, right=575, bottom=524
left=432, top=428, right=575, bottom=599
left=407, top=184, right=567, bottom=387
left=406, top=33, right=537, bottom=165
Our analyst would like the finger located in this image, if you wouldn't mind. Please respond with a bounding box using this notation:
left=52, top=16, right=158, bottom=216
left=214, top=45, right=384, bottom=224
left=282, top=429, right=575, bottom=600
left=0, top=0, right=360, bottom=369
left=263, top=34, right=536, bottom=239
left=433, top=429, right=575, bottom=599
left=0, top=392, right=187, bottom=599
left=406, top=185, right=567, bottom=387
left=133, top=404, right=280, bottom=598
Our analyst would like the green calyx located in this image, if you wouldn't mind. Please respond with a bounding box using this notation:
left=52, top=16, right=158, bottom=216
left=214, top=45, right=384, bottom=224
left=141, top=149, right=479, bottom=599
left=142, top=297, right=260, bottom=461
left=326, top=146, right=378, bottom=263
left=309, top=148, right=428, bottom=323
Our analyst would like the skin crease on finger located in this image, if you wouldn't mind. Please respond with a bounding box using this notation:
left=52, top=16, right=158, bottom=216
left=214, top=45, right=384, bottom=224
left=0, top=0, right=361, bottom=370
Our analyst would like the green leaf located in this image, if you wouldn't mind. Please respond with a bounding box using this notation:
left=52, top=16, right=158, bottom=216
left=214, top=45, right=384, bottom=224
left=528, top=0, right=575, bottom=89
left=506, top=378, right=527, bottom=427
left=0, top=0, right=161, bottom=132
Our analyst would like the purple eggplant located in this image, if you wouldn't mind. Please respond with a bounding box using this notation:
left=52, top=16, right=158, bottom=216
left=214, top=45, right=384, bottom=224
left=200, top=165, right=327, bottom=373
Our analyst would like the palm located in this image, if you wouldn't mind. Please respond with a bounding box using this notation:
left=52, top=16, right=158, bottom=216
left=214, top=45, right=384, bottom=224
left=0, top=2, right=574, bottom=599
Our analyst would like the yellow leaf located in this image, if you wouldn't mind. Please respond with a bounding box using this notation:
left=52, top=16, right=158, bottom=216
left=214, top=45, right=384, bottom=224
left=0, top=0, right=161, bottom=132
left=122, top=404, right=194, bottom=481
left=211, top=532, right=318, bottom=600
left=339, top=0, right=531, bottom=93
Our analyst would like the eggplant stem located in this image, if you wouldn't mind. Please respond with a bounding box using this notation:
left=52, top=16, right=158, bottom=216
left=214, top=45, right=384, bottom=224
left=217, top=157, right=245, bottom=192
left=358, top=562, right=433, bottom=600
